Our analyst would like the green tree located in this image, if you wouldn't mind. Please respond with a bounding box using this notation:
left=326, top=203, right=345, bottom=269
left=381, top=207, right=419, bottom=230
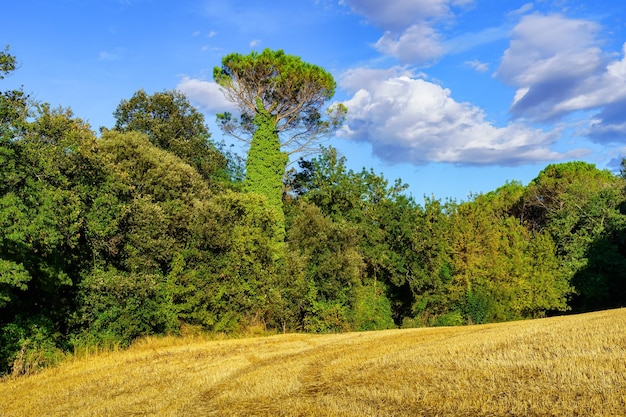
left=242, top=107, right=288, bottom=209
left=408, top=197, right=456, bottom=325
left=1, top=46, right=30, bottom=191
left=0, top=102, right=103, bottom=374
left=286, top=200, right=364, bottom=332
left=111, top=89, right=228, bottom=186
left=95, top=130, right=212, bottom=273
left=0, top=46, right=17, bottom=79
left=520, top=162, right=626, bottom=310
left=213, top=49, right=346, bottom=235
left=175, top=191, right=287, bottom=332
left=74, top=268, right=179, bottom=348
left=447, top=186, right=571, bottom=323
left=288, top=147, right=416, bottom=325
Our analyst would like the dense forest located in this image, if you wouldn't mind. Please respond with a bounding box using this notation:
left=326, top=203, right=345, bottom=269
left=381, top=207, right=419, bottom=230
left=2, top=46, right=626, bottom=376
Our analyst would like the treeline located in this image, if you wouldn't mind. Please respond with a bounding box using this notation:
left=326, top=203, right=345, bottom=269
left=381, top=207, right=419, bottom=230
left=2, top=47, right=626, bottom=376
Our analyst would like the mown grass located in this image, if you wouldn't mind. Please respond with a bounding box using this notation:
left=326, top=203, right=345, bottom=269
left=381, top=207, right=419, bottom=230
left=1, top=309, right=625, bottom=416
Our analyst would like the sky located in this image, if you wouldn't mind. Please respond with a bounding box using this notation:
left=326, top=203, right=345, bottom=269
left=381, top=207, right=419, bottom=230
left=3, top=0, right=626, bottom=201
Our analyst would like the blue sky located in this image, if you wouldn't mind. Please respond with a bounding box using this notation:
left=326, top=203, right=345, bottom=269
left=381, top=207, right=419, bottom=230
left=4, top=0, right=626, bottom=201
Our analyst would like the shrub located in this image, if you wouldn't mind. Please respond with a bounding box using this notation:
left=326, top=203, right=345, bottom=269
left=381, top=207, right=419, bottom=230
left=73, top=268, right=179, bottom=347
left=351, top=283, right=396, bottom=331
left=0, top=316, right=66, bottom=377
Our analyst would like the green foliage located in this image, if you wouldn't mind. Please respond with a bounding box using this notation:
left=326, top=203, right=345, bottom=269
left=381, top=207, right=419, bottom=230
left=214, top=49, right=345, bottom=156
left=215, top=49, right=346, bottom=257
left=96, top=130, right=211, bottom=272
left=74, top=269, right=179, bottom=346
left=243, top=106, right=288, bottom=223
left=408, top=183, right=572, bottom=326
left=447, top=190, right=571, bottom=322
left=522, top=162, right=626, bottom=310
left=0, top=46, right=17, bottom=79
left=461, top=288, right=492, bottom=325
left=215, top=48, right=342, bottom=258
left=1, top=105, right=97, bottom=309
left=0, top=259, right=30, bottom=308
left=286, top=200, right=363, bottom=331
left=409, top=197, right=456, bottom=322
left=351, top=282, right=396, bottom=331
left=289, top=147, right=419, bottom=323
left=174, top=191, right=286, bottom=332
left=303, top=298, right=350, bottom=333
left=431, top=311, right=464, bottom=327
left=0, top=315, right=66, bottom=376
left=1, top=47, right=31, bottom=192
left=112, top=89, right=228, bottom=185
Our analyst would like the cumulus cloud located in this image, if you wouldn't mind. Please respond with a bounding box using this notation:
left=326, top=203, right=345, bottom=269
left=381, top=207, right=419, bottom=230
left=346, top=0, right=452, bottom=30
left=585, top=97, right=626, bottom=143
left=175, top=76, right=238, bottom=114
left=375, top=23, right=445, bottom=64
left=339, top=67, right=584, bottom=166
left=345, top=0, right=473, bottom=65
left=497, top=14, right=605, bottom=121
left=496, top=14, right=626, bottom=143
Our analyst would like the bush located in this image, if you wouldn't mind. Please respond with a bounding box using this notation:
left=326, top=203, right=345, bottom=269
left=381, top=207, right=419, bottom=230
left=351, top=283, right=396, bottom=331
left=74, top=268, right=179, bottom=347
left=0, top=316, right=66, bottom=377
left=304, top=300, right=351, bottom=333
left=462, top=289, right=493, bottom=324
left=431, top=311, right=464, bottom=327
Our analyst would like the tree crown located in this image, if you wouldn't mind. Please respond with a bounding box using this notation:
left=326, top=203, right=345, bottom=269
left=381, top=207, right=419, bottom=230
left=214, top=49, right=346, bottom=156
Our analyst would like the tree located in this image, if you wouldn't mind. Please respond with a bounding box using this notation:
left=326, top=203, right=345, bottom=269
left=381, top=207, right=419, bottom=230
left=445, top=187, right=570, bottom=324
left=0, top=46, right=17, bottom=79
left=0, top=102, right=102, bottom=374
left=287, top=147, right=417, bottom=325
left=111, top=89, right=228, bottom=186
left=214, top=49, right=346, bottom=156
left=520, top=162, right=626, bottom=310
left=409, top=197, right=456, bottom=324
left=1, top=46, right=30, bottom=190
left=213, top=49, right=346, bottom=226
left=95, top=130, right=212, bottom=273
left=286, top=200, right=364, bottom=332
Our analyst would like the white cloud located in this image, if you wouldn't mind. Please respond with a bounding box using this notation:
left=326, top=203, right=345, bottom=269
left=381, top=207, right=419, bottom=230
left=465, top=59, right=489, bottom=72
left=375, top=23, right=444, bottom=65
left=339, top=67, right=583, bottom=166
left=509, top=3, right=533, bottom=16
left=346, top=0, right=452, bottom=30
left=496, top=14, right=626, bottom=143
left=249, top=39, right=261, bottom=48
left=497, top=14, right=606, bottom=120
left=98, top=50, right=121, bottom=61
left=553, top=44, right=626, bottom=114
left=498, top=14, right=602, bottom=87
left=175, top=76, right=238, bottom=114
left=346, top=0, right=475, bottom=65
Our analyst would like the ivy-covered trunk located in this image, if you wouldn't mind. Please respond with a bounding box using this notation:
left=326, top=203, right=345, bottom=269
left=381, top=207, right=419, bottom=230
left=244, top=105, right=289, bottom=251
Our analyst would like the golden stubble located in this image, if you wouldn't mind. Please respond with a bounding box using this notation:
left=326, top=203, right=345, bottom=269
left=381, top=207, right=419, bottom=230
left=1, top=309, right=625, bottom=416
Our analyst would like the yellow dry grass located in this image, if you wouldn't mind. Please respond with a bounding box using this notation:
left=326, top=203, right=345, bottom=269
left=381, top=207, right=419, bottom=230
left=1, top=309, right=625, bottom=416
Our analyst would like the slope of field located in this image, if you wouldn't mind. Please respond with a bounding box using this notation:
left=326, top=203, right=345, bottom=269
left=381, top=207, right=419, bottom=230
left=1, top=309, right=625, bottom=416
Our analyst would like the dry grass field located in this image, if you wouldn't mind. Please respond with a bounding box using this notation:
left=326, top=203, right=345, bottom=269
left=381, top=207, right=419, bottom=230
left=1, top=309, right=625, bottom=416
